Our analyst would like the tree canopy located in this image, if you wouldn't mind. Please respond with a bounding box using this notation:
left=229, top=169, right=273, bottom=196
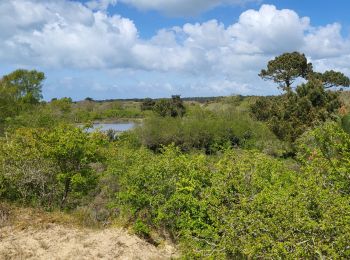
left=259, top=52, right=313, bottom=92
left=0, top=69, right=45, bottom=131
left=253, top=52, right=347, bottom=143
left=310, top=70, right=350, bottom=89
left=1, top=69, right=45, bottom=103
left=259, top=52, right=349, bottom=92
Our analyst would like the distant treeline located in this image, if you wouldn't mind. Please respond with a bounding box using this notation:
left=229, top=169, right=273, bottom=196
left=79, top=96, right=226, bottom=103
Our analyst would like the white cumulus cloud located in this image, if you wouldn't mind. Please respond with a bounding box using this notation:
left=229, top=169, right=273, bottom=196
left=0, top=1, right=350, bottom=98
left=0, top=0, right=137, bottom=68
left=86, top=0, right=117, bottom=10
left=303, top=23, right=350, bottom=59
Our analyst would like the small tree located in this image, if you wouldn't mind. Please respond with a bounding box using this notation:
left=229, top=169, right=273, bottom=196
left=170, top=95, right=186, bottom=117
left=0, top=69, right=45, bottom=121
left=41, top=124, right=107, bottom=208
left=50, top=97, right=73, bottom=114
left=259, top=52, right=313, bottom=92
left=153, top=95, right=186, bottom=117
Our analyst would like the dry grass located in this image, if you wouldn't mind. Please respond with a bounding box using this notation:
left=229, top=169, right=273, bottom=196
left=0, top=203, right=10, bottom=228
left=0, top=203, right=77, bottom=230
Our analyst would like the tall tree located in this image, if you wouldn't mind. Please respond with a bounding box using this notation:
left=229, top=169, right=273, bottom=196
left=259, top=52, right=313, bottom=92
left=2, top=69, right=45, bottom=104
left=0, top=69, right=45, bottom=127
left=253, top=52, right=346, bottom=144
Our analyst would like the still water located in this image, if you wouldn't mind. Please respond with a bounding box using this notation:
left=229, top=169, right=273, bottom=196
left=86, top=122, right=135, bottom=132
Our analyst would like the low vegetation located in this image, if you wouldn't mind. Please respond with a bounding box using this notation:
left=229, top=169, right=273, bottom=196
left=1, top=51, right=350, bottom=258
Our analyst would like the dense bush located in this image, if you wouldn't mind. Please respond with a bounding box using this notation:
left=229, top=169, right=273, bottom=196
left=297, top=121, right=350, bottom=194
left=106, top=141, right=350, bottom=258
left=251, top=80, right=341, bottom=142
left=1, top=111, right=350, bottom=258
left=0, top=128, right=59, bottom=206
left=153, top=95, right=186, bottom=117
left=0, top=124, right=107, bottom=209
left=137, top=108, right=286, bottom=156
left=141, top=98, right=156, bottom=111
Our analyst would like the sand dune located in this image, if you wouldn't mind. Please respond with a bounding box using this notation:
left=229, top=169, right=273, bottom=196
left=0, top=206, right=176, bottom=260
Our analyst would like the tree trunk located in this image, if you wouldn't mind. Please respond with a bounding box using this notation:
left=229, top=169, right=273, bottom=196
left=61, top=177, right=71, bottom=209
left=285, top=78, right=292, bottom=92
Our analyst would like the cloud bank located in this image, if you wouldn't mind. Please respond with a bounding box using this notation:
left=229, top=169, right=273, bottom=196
left=0, top=1, right=349, bottom=98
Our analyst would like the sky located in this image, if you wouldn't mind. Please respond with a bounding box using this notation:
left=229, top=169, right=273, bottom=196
left=0, top=0, right=350, bottom=100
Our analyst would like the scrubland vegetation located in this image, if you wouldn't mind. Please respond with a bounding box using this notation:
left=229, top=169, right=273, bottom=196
left=1, top=52, right=350, bottom=258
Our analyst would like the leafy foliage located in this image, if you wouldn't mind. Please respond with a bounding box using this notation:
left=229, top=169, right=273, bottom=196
left=141, top=98, right=156, bottom=111
left=311, top=70, right=350, bottom=89
left=106, top=142, right=350, bottom=258
left=0, top=69, right=45, bottom=129
left=137, top=107, right=285, bottom=155
left=1, top=67, right=350, bottom=259
left=259, top=52, right=312, bottom=91
left=153, top=95, right=186, bottom=117
left=297, top=122, right=350, bottom=194
left=254, top=52, right=343, bottom=143
left=342, top=114, right=350, bottom=134
left=252, top=80, right=341, bottom=142
left=0, top=124, right=107, bottom=209
left=1, top=69, right=45, bottom=104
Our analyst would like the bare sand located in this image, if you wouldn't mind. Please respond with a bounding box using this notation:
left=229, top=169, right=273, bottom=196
left=0, top=206, right=177, bottom=260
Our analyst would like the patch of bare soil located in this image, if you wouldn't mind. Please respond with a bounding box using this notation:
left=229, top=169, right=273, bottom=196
left=0, top=205, right=177, bottom=260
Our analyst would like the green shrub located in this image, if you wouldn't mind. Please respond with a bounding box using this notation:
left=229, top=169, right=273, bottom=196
left=153, top=95, right=186, bottom=117
left=0, top=124, right=107, bottom=209
left=133, top=219, right=151, bottom=238
left=296, top=121, right=350, bottom=194
left=141, top=98, right=156, bottom=111
left=188, top=149, right=350, bottom=258
left=137, top=108, right=285, bottom=155
left=251, top=80, right=341, bottom=143
left=106, top=140, right=350, bottom=258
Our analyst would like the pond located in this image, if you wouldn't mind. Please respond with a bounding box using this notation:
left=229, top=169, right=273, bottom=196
left=85, top=122, right=136, bottom=133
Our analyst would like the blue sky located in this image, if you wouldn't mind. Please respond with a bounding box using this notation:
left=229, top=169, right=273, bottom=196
left=1, top=0, right=350, bottom=100
left=106, top=0, right=350, bottom=38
